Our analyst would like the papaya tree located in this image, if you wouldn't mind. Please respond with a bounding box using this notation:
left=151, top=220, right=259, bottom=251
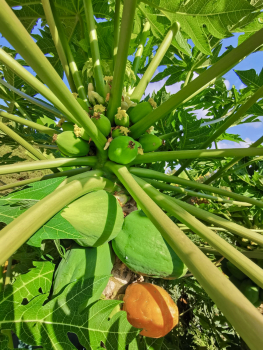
left=0, top=0, right=263, bottom=349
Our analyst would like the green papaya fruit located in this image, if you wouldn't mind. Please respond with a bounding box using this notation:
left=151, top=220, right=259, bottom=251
left=108, top=136, right=139, bottom=165
left=112, top=126, right=130, bottom=138
left=61, top=190, right=124, bottom=247
left=91, top=114, right=111, bottom=137
left=53, top=243, right=114, bottom=312
left=114, top=107, right=129, bottom=127
left=240, top=279, right=259, bottom=304
left=226, top=261, right=246, bottom=280
left=56, top=131, right=90, bottom=157
left=127, top=99, right=156, bottom=124
left=229, top=275, right=241, bottom=289
left=62, top=122, right=74, bottom=132
left=138, top=134, right=162, bottom=153
left=253, top=299, right=261, bottom=307
left=112, top=210, right=188, bottom=279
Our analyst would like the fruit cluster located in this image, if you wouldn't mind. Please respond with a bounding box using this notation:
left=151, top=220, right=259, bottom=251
left=54, top=99, right=163, bottom=164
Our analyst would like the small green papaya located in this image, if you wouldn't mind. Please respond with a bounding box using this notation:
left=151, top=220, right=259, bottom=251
left=226, top=261, right=246, bottom=280
left=91, top=113, right=111, bottom=137
left=108, top=136, right=139, bottom=165
left=56, top=131, right=90, bottom=157
left=61, top=190, right=124, bottom=247
left=138, top=134, right=162, bottom=153
left=114, top=107, right=129, bottom=127
left=112, top=210, right=187, bottom=279
left=62, top=122, right=74, bottom=132
left=112, top=126, right=130, bottom=138
left=74, top=124, right=90, bottom=141
left=127, top=98, right=156, bottom=124
left=240, top=279, right=259, bottom=304
left=52, top=243, right=114, bottom=312
left=253, top=299, right=261, bottom=307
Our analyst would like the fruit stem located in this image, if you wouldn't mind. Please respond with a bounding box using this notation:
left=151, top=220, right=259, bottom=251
left=107, top=0, right=137, bottom=123
left=131, top=22, right=180, bottom=103
left=84, top=0, right=106, bottom=99
left=130, top=28, right=263, bottom=139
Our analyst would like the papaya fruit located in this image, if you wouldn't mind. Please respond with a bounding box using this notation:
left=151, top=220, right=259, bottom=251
left=62, top=121, right=74, bottom=132
left=115, top=107, right=129, bottom=127
left=53, top=243, right=114, bottom=312
left=112, top=126, right=130, bottom=138
left=239, top=279, right=259, bottom=304
left=56, top=131, right=90, bottom=157
left=108, top=136, right=140, bottom=165
left=229, top=275, right=241, bottom=289
left=61, top=190, right=124, bottom=247
left=74, top=124, right=90, bottom=141
left=91, top=113, right=111, bottom=137
left=138, top=134, right=162, bottom=153
left=127, top=98, right=156, bottom=124
left=123, top=282, right=179, bottom=338
left=112, top=210, right=187, bottom=279
left=226, top=261, right=246, bottom=280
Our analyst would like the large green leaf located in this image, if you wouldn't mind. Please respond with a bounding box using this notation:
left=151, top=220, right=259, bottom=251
left=0, top=261, right=138, bottom=350
left=235, top=68, right=263, bottom=90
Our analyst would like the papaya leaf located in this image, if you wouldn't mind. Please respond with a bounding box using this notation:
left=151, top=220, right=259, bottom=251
left=235, top=68, right=263, bottom=90
left=0, top=177, right=66, bottom=207
left=0, top=262, right=138, bottom=350
left=27, top=210, right=84, bottom=247
left=129, top=336, right=164, bottom=350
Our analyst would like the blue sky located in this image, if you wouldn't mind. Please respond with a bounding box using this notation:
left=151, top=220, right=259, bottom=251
left=0, top=21, right=262, bottom=149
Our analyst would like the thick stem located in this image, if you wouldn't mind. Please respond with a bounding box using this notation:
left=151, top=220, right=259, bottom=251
left=144, top=178, right=251, bottom=206
left=129, top=28, right=263, bottom=139
left=134, top=176, right=263, bottom=288
left=0, top=166, right=91, bottom=191
left=113, top=0, right=121, bottom=68
left=107, top=0, right=137, bottom=123
left=131, top=22, right=180, bottom=103
left=0, top=157, right=97, bottom=175
left=133, top=20, right=151, bottom=75
left=0, top=122, right=47, bottom=161
left=130, top=148, right=263, bottom=165
left=129, top=168, right=263, bottom=208
left=50, top=2, right=90, bottom=108
left=0, top=2, right=108, bottom=152
left=0, top=172, right=115, bottom=265
left=105, top=161, right=263, bottom=350
left=0, top=111, right=56, bottom=136
left=204, top=135, right=263, bottom=185
left=84, top=0, right=105, bottom=98
left=41, top=0, right=76, bottom=93
left=176, top=84, right=263, bottom=176
left=0, top=79, right=63, bottom=118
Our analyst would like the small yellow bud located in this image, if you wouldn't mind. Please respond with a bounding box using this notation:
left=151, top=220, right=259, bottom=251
left=115, top=107, right=128, bottom=120
left=94, top=104, right=106, bottom=113
left=148, top=98, right=157, bottom=109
